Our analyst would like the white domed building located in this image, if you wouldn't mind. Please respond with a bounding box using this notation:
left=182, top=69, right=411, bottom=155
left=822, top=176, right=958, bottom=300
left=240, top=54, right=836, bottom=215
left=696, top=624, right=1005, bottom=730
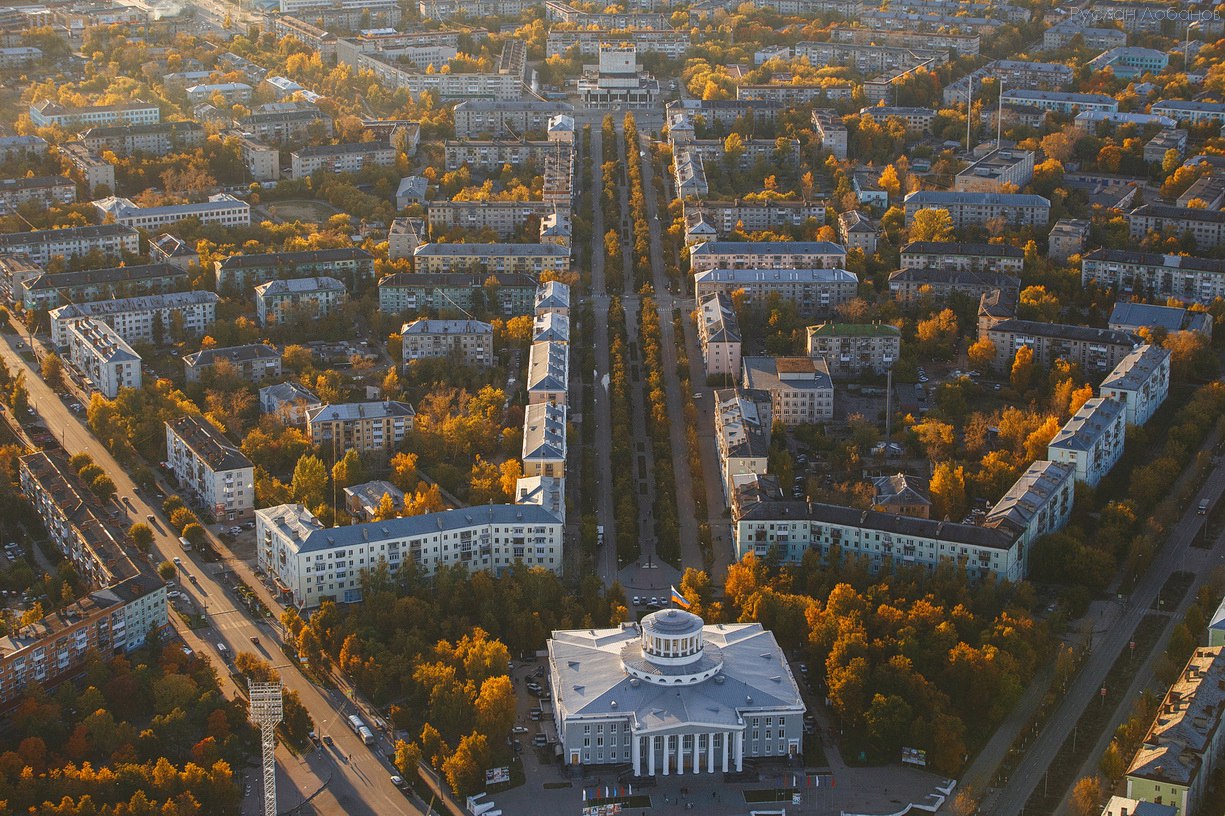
left=546, top=609, right=806, bottom=776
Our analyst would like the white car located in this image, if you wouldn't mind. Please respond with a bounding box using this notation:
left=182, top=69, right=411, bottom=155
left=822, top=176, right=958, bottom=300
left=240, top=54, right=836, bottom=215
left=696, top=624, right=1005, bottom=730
left=512, top=726, right=529, bottom=734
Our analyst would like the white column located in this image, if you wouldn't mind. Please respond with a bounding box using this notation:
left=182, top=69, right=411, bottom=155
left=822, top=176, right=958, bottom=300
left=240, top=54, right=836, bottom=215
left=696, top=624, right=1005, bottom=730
left=693, top=734, right=701, bottom=774
left=632, top=733, right=641, bottom=777
left=722, top=732, right=730, bottom=772
left=735, top=730, right=744, bottom=772
left=707, top=732, right=715, bottom=773
left=662, top=736, right=670, bottom=776
left=648, top=736, right=655, bottom=776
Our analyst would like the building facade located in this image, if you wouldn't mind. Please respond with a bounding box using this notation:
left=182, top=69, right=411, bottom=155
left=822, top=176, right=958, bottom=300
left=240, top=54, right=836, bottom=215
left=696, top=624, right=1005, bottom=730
left=0, top=224, right=138, bottom=267
left=63, top=317, right=141, bottom=399
left=698, top=292, right=742, bottom=379
left=50, top=291, right=219, bottom=347
left=1100, top=344, right=1171, bottom=427
left=1082, top=249, right=1225, bottom=305
left=413, top=242, right=572, bottom=276
left=306, top=401, right=417, bottom=454
left=985, top=319, right=1138, bottom=374
left=215, top=248, right=374, bottom=292
left=378, top=272, right=537, bottom=316
left=254, top=276, right=348, bottom=326
left=805, top=322, right=900, bottom=377
left=689, top=241, right=846, bottom=273
left=693, top=268, right=858, bottom=316
left=903, top=191, right=1051, bottom=228
left=741, top=357, right=833, bottom=425
left=1047, top=397, right=1127, bottom=487
left=401, top=318, right=495, bottom=367
left=183, top=344, right=283, bottom=384
left=165, top=415, right=256, bottom=522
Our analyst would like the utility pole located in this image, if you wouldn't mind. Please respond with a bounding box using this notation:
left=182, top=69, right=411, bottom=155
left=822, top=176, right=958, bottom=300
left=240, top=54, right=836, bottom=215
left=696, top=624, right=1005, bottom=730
left=248, top=682, right=284, bottom=816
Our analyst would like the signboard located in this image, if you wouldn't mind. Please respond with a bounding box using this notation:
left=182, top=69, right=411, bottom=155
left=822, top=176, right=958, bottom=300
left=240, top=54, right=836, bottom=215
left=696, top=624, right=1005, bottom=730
left=901, top=747, right=927, bottom=767
left=582, top=806, right=622, bottom=816
left=485, top=766, right=510, bottom=785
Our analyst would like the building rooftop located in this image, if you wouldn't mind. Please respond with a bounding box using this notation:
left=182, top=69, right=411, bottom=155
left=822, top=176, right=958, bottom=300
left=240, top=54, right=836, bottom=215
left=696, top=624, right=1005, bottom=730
left=695, top=268, right=858, bottom=285
left=690, top=240, right=846, bottom=257
left=1083, top=248, right=1225, bottom=275
left=699, top=292, right=741, bottom=344
left=293, top=141, right=394, bottom=158
left=904, top=190, right=1051, bottom=207
left=258, top=502, right=561, bottom=555
left=807, top=321, right=900, bottom=338
left=536, top=280, right=571, bottom=310
left=1000, top=89, right=1117, bottom=105
left=548, top=611, right=803, bottom=729
left=872, top=473, right=931, bottom=507
left=401, top=318, right=493, bottom=335
left=51, top=290, right=218, bottom=321
left=65, top=318, right=139, bottom=364
left=901, top=241, right=1024, bottom=258
left=983, top=460, right=1073, bottom=536
left=1100, top=344, right=1171, bottom=393
left=184, top=343, right=280, bottom=368
left=343, top=480, right=405, bottom=511
left=714, top=388, right=770, bottom=459
left=1130, top=203, right=1225, bottom=225
left=380, top=271, right=537, bottom=289
left=254, top=276, right=347, bottom=297
left=0, top=224, right=138, bottom=250
left=23, top=262, right=183, bottom=294
left=527, top=341, right=569, bottom=393
left=1108, top=302, right=1197, bottom=333
left=533, top=311, right=570, bottom=343
left=989, top=318, right=1138, bottom=347
left=739, top=500, right=1019, bottom=550
left=742, top=356, right=832, bottom=392
left=1127, top=646, right=1225, bottom=786
left=890, top=268, right=1020, bottom=290
left=1048, top=397, right=1125, bottom=453
left=167, top=414, right=253, bottom=473
left=414, top=242, right=571, bottom=258
left=217, top=247, right=371, bottom=268
left=307, top=401, right=416, bottom=423
left=522, top=402, right=567, bottom=462
left=260, top=380, right=320, bottom=407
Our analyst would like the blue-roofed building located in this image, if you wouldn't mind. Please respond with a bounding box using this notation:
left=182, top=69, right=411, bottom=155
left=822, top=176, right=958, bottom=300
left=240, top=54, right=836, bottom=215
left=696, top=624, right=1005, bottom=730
left=256, top=502, right=563, bottom=606
left=1108, top=302, right=1213, bottom=338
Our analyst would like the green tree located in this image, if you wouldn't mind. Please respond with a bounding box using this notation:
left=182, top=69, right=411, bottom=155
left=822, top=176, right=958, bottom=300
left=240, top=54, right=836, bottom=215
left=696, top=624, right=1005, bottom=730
left=909, top=208, right=954, bottom=242
left=40, top=353, right=64, bottom=389
left=331, top=449, right=365, bottom=490
left=129, top=522, right=155, bottom=552
left=292, top=454, right=328, bottom=507
left=158, top=560, right=177, bottom=580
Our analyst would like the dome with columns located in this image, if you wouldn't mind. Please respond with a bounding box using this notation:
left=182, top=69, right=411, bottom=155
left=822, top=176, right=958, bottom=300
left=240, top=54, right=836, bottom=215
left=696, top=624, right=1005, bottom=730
left=621, top=609, right=725, bottom=685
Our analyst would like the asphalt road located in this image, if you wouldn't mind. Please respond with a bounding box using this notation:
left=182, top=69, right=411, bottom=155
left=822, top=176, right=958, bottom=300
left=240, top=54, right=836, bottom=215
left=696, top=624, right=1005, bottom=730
left=0, top=332, right=425, bottom=816
left=992, top=451, right=1225, bottom=816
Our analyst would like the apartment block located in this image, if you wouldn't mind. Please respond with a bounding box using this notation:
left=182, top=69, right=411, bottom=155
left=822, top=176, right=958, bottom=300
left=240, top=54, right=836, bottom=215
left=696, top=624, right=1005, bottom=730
left=259, top=381, right=321, bottom=426
left=183, top=344, right=283, bottom=384
left=214, top=248, right=375, bottom=292
left=1043, top=20, right=1127, bottom=50
left=428, top=200, right=556, bottom=238
left=742, top=356, right=833, bottom=425
left=307, top=401, right=417, bottom=454
left=1128, top=205, right=1225, bottom=249
left=999, top=89, right=1118, bottom=114
left=900, top=241, right=1025, bottom=273
left=256, top=501, right=562, bottom=607
left=838, top=210, right=877, bottom=254
left=1048, top=218, right=1091, bottom=264
left=95, top=193, right=250, bottom=230
left=453, top=100, right=574, bottom=138
left=889, top=268, right=1020, bottom=303
left=982, top=460, right=1075, bottom=553
left=871, top=474, right=931, bottom=519
left=903, top=191, right=1051, bottom=228
left=50, top=291, right=218, bottom=347
left=0, top=572, right=166, bottom=708
left=533, top=312, right=569, bottom=344
left=165, top=415, right=256, bottom=522
left=238, top=135, right=280, bottom=182
left=535, top=280, right=570, bottom=316
left=0, top=224, right=137, bottom=267
left=81, top=121, right=205, bottom=157
left=954, top=149, right=1035, bottom=193
left=527, top=341, right=569, bottom=405
left=413, top=242, right=571, bottom=276
left=1088, top=46, right=1168, bottom=79
left=254, top=276, right=347, bottom=326
left=1126, top=646, right=1225, bottom=816
left=735, top=500, right=1023, bottom=581
left=1109, top=302, right=1212, bottom=338
left=289, top=141, right=396, bottom=179
left=240, top=103, right=333, bottom=144
left=805, top=323, right=900, bottom=377
left=1150, top=101, right=1225, bottom=127
left=444, top=138, right=569, bottom=172
left=858, top=106, right=937, bottom=133
left=577, top=44, right=659, bottom=109
left=58, top=142, right=115, bottom=195
left=378, top=272, right=537, bottom=316
left=0, top=135, right=48, bottom=162
left=522, top=402, right=567, bottom=478
left=0, top=176, right=75, bottom=213
left=693, top=268, right=858, bottom=316
left=1100, top=344, right=1171, bottom=427
left=1047, top=397, right=1127, bottom=487
left=698, top=292, right=741, bottom=379
left=63, top=317, right=141, bottom=399
left=401, top=318, right=495, bottom=367
left=985, top=319, right=1138, bottom=375
left=29, top=99, right=159, bottom=128
left=546, top=27, right=690, bottom=58
left=688, top=241, right=846, bottom=274
left=1082, top=249, right=1225, bottom=305
left=811, top=109, right=848, bottom=159
left=355, top=53, right=525, bottom=102
left=714, top=388, right=771, bottom=502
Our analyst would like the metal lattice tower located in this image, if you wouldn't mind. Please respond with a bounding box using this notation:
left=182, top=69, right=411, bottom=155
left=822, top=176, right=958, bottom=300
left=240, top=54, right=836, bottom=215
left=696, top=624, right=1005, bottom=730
left=248, top=682, right=283, bottom=816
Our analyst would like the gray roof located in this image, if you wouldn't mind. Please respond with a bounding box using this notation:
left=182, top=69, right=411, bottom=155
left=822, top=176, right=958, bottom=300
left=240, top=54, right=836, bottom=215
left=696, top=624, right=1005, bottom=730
left=259, top=502, right=561, bottom=555
left=522, top=402, right=567, bottom=462
left=307, top=401, right=416, bottom=423
left=739, top=500, right=1019, bottom=551
left=254, top=276, right=347, bottom=297
left=1001, top=89, right=1116, bottom=104
left=51, top=290, right=218, bottom=321
left=533, top=312, right=570, bottom=343
left=527, top=341, right=569, bottom=393
left=343, top=480, right=405, bottom=509
left=217, top=247, right=371, bottom=268
left=742, top=356, right=832, bottom=393
left=65, top=318, right=139, bottom=364
left=872, top=473, right=930, bottom=506
left=901, top=241, right=1024, bottom=258
left=548, top=612, right=804, bottom=729
left=1048, top=398, right=1125, bottom=453
left=24, top=262, right=183, bottom=292
left=535, top=280, right=571, bottom=310
left=184, top=343, right=280, bottom=367
left=904, top=190, right=1051, bottom=207
left=0, top=224, right=137, bottom=250
left=690, top=240, right=846, bottom=257
left=167, top=414, right=253, bottom=472
left=714, top=388, right=769, bottom=459
left=1127, top=647, right=1225, bottom=786
left=1083, top=248, right=1225, bottom=275
left=414, top=242, right=570, bottom=258
left=890, top=268, right=1020, bottom=290
left=1100, top=344, right=1171, bottom=392
left=1108, top=302, right=1190, bottom=332
left=401, top=318, right=493, bottom=335
left=983, top=460, right=1073, bottom=534
left=694, top=268, right=858, bottom=285
left=260, top=380, right=320, bottom=407
left=700, top=292, right=741, bottom=344
left=1130, top=204, right=1225, bottom=225
left=989, top=319, right=1138, bottom=347
left=293, top=141, right=394, bottom=158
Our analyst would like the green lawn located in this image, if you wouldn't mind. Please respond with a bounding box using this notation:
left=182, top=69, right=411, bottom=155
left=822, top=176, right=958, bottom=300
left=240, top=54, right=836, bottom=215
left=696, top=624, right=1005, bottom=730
left=744, top=787, right=798, bottom=804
